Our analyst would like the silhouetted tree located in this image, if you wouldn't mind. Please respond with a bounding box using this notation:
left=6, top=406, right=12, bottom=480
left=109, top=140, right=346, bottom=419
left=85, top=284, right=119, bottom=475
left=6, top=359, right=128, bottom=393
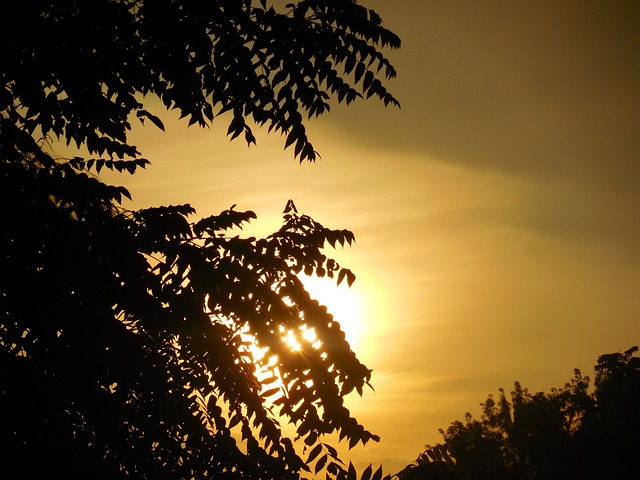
left=397, top=347, right=640, bottom=480
left=576, top=346, right=640, bottom=478
left=0, top=1, right=399, bottom=478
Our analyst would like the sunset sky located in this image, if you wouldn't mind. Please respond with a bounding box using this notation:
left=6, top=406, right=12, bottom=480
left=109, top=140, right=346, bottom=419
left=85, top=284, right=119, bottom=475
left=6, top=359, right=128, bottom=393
left=97, top=1, right=640, bottom=473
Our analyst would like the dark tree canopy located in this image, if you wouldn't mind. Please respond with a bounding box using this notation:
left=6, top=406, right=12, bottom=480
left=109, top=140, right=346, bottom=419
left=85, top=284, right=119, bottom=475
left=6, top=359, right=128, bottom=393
left=2, top=0, right=399, bottom=162
left=0, top=1, right=399, bottom=479
left=395, top=347, right=640, bottom=480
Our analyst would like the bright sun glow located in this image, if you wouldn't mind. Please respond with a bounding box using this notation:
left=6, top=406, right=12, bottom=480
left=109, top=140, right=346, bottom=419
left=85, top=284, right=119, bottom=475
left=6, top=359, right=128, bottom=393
left=280, top=324, right=319, bottom=352
left=299, top=274, right=363, bottom=351
left=239, top=274, right=365, bottom=375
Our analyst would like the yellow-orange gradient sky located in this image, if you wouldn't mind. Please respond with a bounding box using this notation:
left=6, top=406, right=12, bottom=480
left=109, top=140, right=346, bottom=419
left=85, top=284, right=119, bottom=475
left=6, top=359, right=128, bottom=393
left=93, top=0, right=640, bottom=473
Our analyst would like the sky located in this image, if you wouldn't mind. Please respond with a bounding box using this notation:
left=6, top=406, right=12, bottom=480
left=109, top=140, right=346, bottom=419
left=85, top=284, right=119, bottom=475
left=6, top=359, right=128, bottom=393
left=98, top=0, right=640, bottom=474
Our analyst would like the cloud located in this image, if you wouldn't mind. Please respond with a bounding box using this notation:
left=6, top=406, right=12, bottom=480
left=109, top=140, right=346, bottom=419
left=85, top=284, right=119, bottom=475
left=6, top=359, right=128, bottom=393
left=330, top=1, right=640, bottom=190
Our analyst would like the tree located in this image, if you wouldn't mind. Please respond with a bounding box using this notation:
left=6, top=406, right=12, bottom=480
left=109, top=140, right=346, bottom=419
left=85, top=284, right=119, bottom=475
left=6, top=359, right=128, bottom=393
left=398, top=347, right=640, bottom=480
left=0, top=1, right=399, bottom=478
left=577, top=346, right=640, bottom=478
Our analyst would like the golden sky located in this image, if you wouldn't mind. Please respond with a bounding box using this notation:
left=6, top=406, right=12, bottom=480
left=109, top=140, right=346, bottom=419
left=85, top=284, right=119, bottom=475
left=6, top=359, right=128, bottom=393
left=97, top=0, right=640, bottom=473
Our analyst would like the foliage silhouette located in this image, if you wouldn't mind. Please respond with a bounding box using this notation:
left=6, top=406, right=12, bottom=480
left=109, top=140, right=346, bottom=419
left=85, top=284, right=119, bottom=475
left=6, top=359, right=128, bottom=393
left=395, top=347, right=640, bottom=480
left=0, top=1, right=399, bottom=478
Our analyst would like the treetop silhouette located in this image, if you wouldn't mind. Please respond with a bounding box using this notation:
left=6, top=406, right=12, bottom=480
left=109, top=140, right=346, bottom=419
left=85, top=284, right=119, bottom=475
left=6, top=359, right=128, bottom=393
left=396, top=347, right=640, bottom=480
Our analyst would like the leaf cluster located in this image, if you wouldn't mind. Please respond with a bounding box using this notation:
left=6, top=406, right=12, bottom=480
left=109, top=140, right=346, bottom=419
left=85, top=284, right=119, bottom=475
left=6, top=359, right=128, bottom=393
left=2, top=0, right=399, bottom=163
left=394, top=445, right=459, bottom=480
left=0, top=122, right=382, bottom=478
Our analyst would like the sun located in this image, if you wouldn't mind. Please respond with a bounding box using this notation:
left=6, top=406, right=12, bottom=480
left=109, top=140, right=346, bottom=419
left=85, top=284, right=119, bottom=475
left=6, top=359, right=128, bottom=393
left=299, top=273, right=363, bottom=351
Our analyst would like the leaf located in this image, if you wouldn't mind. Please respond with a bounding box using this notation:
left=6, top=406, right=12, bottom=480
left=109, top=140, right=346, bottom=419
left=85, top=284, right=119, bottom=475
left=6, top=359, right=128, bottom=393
left=117, top=186, right=132, bottom=201
left=361, top=465, right=372, bottom=480
left=294, top=137, right=305, bottom=158
left=306, top=444, right=323, bottom=464
left=326, top=231, right=337, bottom=248
left=261, top=387, right=280, bottom=398
left=363, top=70, right=374, bottom=93
left=227, top=115, right=245, bottom=140
left=348, top=462, right=357, bottom=480
left=354, top=62, right=366, bottom=83
left=284, top=126, right=300, bottom=150
left=228, top=413, right=243, bottom=429
left=315, top=454, right=328, bottom=474
left=327, top=461, right=341, bottom=476
left=371, top=466, right=383, bottom=480
left=301, top=142, right=317, bottom=162
left=244, top=125, right=257, bottom=145
left=136, top=109, right=165, bottom=131
left=283, top=199, right=298, bottom=215
left=344, top=54, right=356, bottom=75
left=345, top=230, right=356, bottom=245
left=304, top=431, right=318, bottom=446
